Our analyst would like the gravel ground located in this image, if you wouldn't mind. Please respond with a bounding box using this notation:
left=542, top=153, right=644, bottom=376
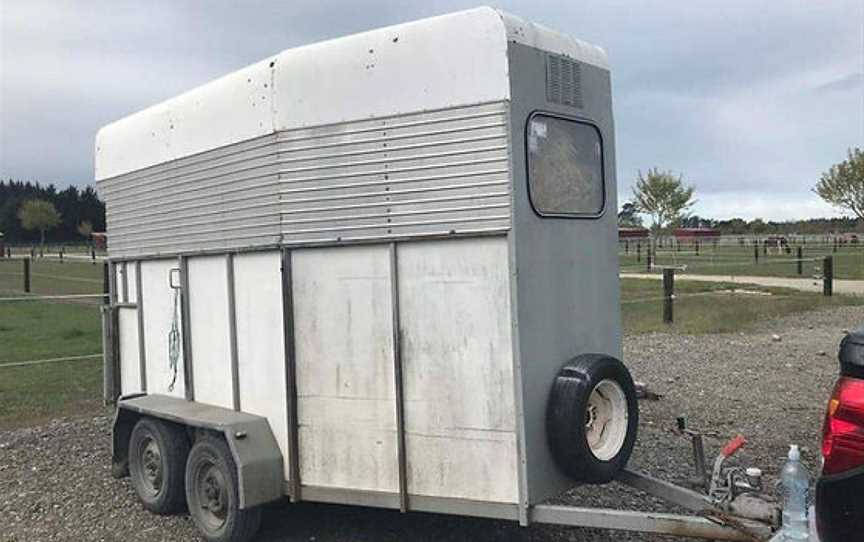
left=2, top=305, right=860, bottom=542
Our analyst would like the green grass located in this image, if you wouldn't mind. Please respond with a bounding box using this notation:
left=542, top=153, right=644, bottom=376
left=0, top=301, right=104, bottom=430
left=619, top=243, right=864, bottom=280
left=0, top=302, right=103, bottom=363
left=621, top=277, right=864, bottom=334
left=0, top=358, right=103, bottom=430
left=0, top=258, right=103, bottom=298
left=0, top=259, right=107, bottom=429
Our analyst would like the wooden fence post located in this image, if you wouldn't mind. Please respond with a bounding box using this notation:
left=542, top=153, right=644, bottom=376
left=23, top=257, right=31, bottom=293
left=797, top=246, right=803, bottom=275
left=636, top=243, right=641, bottom=262
left=823, top=256, right=833, bottom=297
left=754, top=243, right=759, bottom=263
left=646, top=246, right=652, bottom=272
left=663, top=268, right=675, bottom=324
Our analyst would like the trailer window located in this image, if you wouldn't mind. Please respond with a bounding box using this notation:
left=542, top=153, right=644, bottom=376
left=527, top=115, right=604, bottom=216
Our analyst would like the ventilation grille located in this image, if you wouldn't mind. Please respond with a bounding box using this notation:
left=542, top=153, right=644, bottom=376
left=546, top=54, right=583, bottom=108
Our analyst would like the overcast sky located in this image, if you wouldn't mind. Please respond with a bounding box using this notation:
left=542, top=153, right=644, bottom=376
left=1, top=0, right=862, bottom=220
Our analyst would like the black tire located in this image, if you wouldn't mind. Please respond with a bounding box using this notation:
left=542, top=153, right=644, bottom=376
left=546, top=353, right=639, bottom=483
left=185, top=436, right=262, bottom=542
left=128, top=417, right=190, bottom=514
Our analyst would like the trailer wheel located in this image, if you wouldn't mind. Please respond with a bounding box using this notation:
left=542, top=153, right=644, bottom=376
left=128, top=417, right=190, bottom=514
left=185, top=436, right=262, bottom=542
left=547, top=354, right=638, bottom=483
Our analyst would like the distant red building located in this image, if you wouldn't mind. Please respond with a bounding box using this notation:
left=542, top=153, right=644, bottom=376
left=618, top=227, right=649, bottom=240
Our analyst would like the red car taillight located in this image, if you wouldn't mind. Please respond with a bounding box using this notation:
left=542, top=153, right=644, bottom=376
left=822, top=377, right=864, bottom=476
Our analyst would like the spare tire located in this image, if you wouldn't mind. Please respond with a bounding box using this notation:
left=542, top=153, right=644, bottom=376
left=546, top=353, right=638, bottom=483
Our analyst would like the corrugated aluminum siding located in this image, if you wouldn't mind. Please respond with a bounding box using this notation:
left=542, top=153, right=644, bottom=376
left=277, top=101, right=510, bottom=244
left=98, top=135, right=282, bottom=257
left=98, top=102, right=511, bottom=257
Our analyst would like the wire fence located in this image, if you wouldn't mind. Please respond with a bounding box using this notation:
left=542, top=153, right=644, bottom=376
left=0, top=258, right=108, bottom=372
left=0, top=353, right=103, bottom=368
left=0, top=257, right=107, bottom=303
left=1, top=242, right=107, bottom=259
left=618, top=239, right=863, bottom=281
left=0, top=247, right=858, bottom=448
left=0, top=243, right=858, bottom=375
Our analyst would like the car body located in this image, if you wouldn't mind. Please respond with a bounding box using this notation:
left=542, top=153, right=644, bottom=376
left=816, top=329, right=864, bottom=541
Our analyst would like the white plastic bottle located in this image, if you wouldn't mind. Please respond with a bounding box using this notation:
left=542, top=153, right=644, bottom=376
left=778, top=444, right=810, bottom=541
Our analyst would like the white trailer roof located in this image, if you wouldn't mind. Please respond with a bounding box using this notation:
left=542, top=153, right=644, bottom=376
left=95, top=7, right=607, bottom=181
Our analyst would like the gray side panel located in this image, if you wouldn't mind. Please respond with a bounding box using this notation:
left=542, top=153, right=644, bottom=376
left=116, top=394, right=284, bottom=509
left=508, top=43, right=622, bottom=504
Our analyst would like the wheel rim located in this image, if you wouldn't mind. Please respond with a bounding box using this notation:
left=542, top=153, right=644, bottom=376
left=137, top=436, right=163, bottom=498
left=584, top=379, right=629, bottom=461
left=193, top=459, right=229, bottom=531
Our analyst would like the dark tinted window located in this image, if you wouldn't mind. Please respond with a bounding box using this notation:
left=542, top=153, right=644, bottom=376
left=527, top=115, right=604, bottom=216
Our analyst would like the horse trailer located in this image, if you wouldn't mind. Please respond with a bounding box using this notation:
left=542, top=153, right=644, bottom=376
left=97, top=7, right=780, bottom=541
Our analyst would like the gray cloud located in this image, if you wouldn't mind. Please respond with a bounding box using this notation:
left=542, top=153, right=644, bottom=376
left=1, top=0, right=862, bottom=220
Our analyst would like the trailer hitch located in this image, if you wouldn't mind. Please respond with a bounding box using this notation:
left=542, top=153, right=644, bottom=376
left=616, top=469, right=776, bottom=540
left=676, top=416, right=709, bottom=491
left=671, top=418, right=780, bottom=529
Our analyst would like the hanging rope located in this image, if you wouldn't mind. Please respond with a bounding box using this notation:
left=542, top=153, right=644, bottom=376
left=167, top=285, right=181, bottom=391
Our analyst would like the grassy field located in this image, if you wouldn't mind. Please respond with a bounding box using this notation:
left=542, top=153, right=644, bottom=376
left=0, top=258, right=104, bottom=298
left=621, top=277, right=863, bottom=334
left=0, top=302, right=103, bottom=430
left=0, top=259, right=106, bottom=429
left=619, top=243, right=864, bottom=280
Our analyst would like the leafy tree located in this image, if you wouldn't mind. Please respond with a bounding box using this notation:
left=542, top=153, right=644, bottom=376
left=77, top=220, right=94, bottom=239
left=814, top=147, right=864, bottom=220
left=617, top=201, right=643, bottom=227
left=632, top=168, right=696, bottom=234
left=18, top=199, right=61, bottom=247
left=749, top=218, right=768, bottom=235
left=680, top=215, right=715, bottom=229
left=718, top=218, right=748, bottom=235
left=0, top=180, right=105, bottom=243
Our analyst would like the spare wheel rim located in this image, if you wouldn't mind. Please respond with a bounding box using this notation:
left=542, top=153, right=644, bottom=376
left=584, top=379, right=629, bottom=461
